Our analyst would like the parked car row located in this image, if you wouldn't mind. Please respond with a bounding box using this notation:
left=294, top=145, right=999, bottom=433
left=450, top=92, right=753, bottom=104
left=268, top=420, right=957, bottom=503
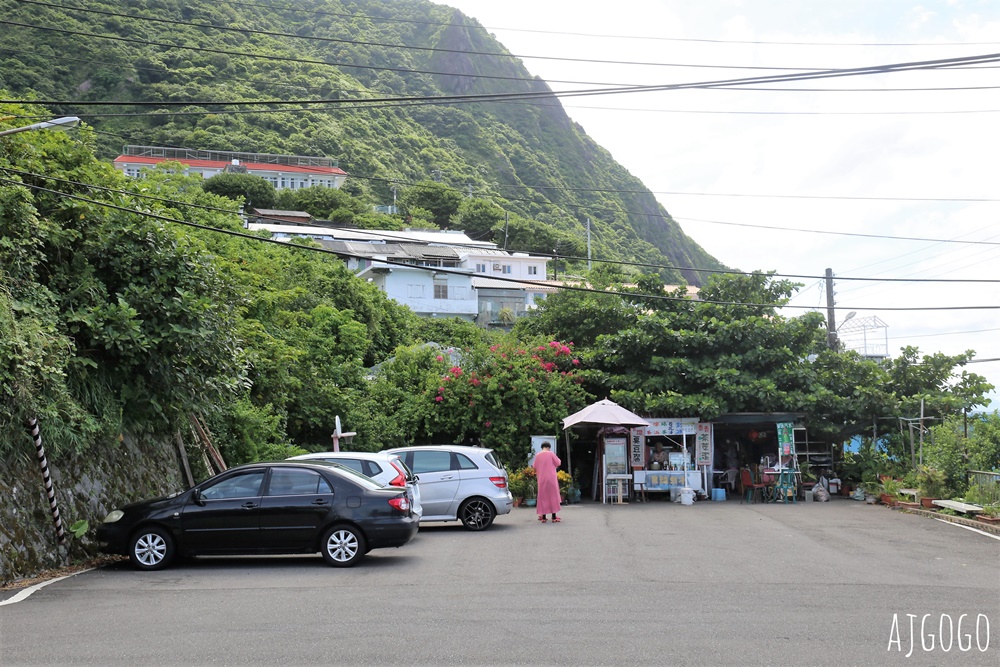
left=96, top=445, right=512, bottom=570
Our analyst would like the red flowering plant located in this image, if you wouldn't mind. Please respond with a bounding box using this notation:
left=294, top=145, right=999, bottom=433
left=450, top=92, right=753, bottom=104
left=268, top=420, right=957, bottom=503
left=416, top=336, right=590, bottom=466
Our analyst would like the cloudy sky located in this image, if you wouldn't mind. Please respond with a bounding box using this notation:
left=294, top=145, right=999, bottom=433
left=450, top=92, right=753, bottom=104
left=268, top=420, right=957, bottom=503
left=443, top=0, right=1000, bottom=409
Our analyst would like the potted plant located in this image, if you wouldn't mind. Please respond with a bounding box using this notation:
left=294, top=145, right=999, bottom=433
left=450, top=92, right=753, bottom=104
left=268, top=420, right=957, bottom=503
left=978, top=504, right=1000, bottom=524
left=880, top=477, right=902, bottom=507
left=508, top=471, right=526, bottom=507
left=524, top=479, right=537, bottom=507
left=557, top=470, right=573, bottom=503
left=916, top=467, right=947, bottom=508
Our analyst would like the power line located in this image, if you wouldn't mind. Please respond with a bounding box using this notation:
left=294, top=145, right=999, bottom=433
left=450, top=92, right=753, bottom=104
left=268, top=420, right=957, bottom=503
left=59, top=122, right=1000, bottom=252
left=16, top=0, right=873, bottom=74
left=5, top=165, right=1000, bottom=285
left=4, top=174, right=997, bottom=312
left=6, top=46, right=997, bottom=118
left=4, top=23, right=1000, bottom=107
left=887, top=327, right=1000, bottom=340
left=672, top=215, right=1000, bottom=244
left=215, top=0, right=1000, bottom=48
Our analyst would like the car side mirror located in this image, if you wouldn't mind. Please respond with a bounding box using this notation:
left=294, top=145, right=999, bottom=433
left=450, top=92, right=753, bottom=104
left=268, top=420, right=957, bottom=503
left=192, top=488, right=205, bottom=506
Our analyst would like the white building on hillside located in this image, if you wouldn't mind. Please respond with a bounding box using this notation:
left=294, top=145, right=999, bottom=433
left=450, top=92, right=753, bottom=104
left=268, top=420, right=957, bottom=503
left=247, top=223, right=549, bottom=325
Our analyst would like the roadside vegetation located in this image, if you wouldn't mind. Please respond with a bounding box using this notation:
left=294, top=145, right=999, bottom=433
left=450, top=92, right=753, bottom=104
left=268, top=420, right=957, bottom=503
left=2, top=102, right=995, bottom=481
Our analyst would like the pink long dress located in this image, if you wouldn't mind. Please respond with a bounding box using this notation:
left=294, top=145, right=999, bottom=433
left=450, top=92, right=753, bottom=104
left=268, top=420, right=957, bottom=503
left=533, top=450, right=562, bottom=516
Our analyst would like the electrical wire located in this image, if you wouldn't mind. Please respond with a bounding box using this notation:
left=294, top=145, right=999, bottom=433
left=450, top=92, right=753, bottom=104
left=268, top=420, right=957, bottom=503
left=4, top=174, right=997, bottom=312
left=54, top=121, right=1000, bottom=252
left=4, top=22, right=1000, bottom=107
left=16, top=0, right=869, bottom=74
left=4, top=165, right=999, bottom=285
left=6, top=46, right=997, bottom=117
left=214, top=0, right=1000, bottom=48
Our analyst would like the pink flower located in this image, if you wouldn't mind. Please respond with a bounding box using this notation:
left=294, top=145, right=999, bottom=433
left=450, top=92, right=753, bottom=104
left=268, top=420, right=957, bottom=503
left=470, top=377, right=482, bottom=386
left=549, top=341, right=560, bottom=348
left=489, top=345, right=498, bottom=352
left=435, top=355, right=443, bottom=362
left=438, top=387, right=445, bottom=393
left=484, top=421, right=492, bottom=428
left=572, top=359, right=580, bottom=365
left=449, top=366, right=463, bottom=376
left=560, top=345, right=571, bottom=355
left=435, top=396, right=443, bottom=402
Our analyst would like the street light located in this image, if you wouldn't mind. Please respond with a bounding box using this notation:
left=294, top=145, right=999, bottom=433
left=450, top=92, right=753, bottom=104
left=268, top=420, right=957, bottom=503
left=0, top=116, right=80, bottom=137
left=837, top=311, right=857, bottom=331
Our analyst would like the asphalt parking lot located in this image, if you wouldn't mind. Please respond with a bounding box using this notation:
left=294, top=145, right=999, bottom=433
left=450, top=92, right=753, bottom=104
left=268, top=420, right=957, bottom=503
left=2, top=497, right=997, bottom=666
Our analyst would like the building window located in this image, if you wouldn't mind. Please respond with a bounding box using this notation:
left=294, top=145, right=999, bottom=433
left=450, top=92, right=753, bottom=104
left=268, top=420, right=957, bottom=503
left=527, top=265, right=538, bottom=276
left=502, top=265, right=512, bottom=274
left=452, top=286, right=467, bottom=300
left=476, top=263, right=486, bottom=273
left=434, top=284, right=448, bottom=299
left=407, top=284, right=425, bottom=298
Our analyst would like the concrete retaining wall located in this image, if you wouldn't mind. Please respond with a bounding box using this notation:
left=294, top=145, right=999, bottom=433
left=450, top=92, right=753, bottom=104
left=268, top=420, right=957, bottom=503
left=0, top=431, right=185, bottom=585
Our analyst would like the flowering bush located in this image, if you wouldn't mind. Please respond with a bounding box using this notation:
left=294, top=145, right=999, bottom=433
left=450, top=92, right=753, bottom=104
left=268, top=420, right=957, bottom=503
left=417, top=336, right=590, bottom=465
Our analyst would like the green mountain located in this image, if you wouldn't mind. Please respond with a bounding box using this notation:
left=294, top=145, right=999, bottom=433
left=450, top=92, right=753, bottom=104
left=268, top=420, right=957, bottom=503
left=0, top=0, right=724, bottom=283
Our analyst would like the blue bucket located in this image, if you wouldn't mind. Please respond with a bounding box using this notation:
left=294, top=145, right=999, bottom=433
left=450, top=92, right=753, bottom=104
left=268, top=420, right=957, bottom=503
left=711, top=488, right=727, bottom=502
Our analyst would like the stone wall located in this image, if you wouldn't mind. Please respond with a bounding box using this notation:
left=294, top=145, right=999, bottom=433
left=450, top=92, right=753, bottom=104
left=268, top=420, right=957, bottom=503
left=0, top=431, right=186, bottom=585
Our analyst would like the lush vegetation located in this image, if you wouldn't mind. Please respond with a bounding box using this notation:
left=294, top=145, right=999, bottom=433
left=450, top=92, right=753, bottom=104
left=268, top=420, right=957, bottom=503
left=2, top=1, right=995, bottom=484
left=0, top=0, right=723, bottom=284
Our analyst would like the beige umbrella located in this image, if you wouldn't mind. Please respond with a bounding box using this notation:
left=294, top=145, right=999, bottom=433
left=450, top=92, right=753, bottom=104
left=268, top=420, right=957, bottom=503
left=561, top=399, right=651, bottom=478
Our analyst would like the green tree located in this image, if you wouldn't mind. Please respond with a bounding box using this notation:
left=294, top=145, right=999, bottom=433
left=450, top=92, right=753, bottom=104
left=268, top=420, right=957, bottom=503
left=202, top=172, right=277, bottom=209
left=924, top=412, right=1000, bottom=492
left=0, top=111, right=247, bottom=451
left=399, top=180, right=463, bottom=227
left=455, top=198, right=505, bottom=239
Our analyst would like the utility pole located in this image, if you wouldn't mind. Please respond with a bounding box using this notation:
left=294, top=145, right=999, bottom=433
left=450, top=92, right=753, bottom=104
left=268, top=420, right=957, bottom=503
left=918, top=398, right=925, bottom=467
left=825, top=268, right=838, bottom=350
left=503, top=211, right=509, bottom=250
left=552, top=247, right=558, bottom=280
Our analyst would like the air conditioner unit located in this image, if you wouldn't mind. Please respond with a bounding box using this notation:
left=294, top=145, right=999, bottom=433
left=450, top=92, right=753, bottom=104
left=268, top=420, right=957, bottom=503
left=492, top=263, right=502, bottom=270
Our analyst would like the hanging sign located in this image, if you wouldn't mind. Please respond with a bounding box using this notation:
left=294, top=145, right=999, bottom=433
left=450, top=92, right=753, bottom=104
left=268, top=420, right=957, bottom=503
left=644, top=417, right=698, bottom=436
left=629, top=428, right=645, bottom=468
left=695, top=422, right=713, bottom=466
left=777, top=422, right=795, bottom=457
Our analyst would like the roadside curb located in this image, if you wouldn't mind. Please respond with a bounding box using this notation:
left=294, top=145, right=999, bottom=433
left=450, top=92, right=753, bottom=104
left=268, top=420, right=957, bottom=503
left=900, top=506, right=1000, bottom=536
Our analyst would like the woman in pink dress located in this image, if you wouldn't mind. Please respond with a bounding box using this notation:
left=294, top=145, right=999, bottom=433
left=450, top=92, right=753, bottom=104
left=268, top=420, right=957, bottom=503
left=533, top=443, right=562, bottom=523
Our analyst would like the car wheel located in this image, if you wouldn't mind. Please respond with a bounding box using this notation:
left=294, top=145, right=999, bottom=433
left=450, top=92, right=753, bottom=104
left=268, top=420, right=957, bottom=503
left=321, top=525, right=366, bottom=567
left=129, top=527, right=175, bottom=570
left=459, top=497, right=496, bottom=531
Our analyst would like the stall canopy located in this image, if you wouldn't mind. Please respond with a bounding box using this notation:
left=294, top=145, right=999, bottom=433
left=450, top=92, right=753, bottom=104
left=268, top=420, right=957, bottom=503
left=562, top=399, right=651, bottom=476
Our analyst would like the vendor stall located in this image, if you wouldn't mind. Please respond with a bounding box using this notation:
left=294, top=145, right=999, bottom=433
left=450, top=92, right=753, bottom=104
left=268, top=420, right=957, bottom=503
left=633, top=417, right=708, bottom=499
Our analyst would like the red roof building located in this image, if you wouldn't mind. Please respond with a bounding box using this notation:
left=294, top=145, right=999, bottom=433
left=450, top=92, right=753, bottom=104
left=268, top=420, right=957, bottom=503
left=113, top=145, right=347, bottom=190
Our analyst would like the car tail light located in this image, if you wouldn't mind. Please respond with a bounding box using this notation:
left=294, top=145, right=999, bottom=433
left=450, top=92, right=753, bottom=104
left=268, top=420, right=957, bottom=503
left=490, top=476, right=507, bottom=489
left=387, top=461, right=408, bottom=487
left=388, top=496, right=410, bottom=513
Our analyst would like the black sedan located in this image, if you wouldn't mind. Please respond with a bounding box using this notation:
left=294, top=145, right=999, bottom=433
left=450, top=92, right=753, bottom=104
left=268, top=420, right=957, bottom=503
left=96, top=461, right=418, bottom=569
